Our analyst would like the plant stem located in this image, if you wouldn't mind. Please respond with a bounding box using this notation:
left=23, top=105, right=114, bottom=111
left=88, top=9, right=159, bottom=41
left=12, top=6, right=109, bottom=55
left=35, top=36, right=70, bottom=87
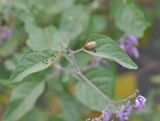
left=74, top=48, right=83, bottom=54
left=78, top=70, right=111, bottom=103
left=113, top=90, right=139, bottom=103
left=65, top=49, right=113, bottom=105
left=70, top=53, right=81, bottom=73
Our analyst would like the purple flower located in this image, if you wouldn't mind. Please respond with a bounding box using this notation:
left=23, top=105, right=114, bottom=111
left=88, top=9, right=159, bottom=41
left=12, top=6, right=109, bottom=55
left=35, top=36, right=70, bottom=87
left=117, top=101, right=132, bottom=121
left=120, top=34, right=140, bottom=58
left=102, top=109, right=112, bottom=121
left=2, top=29, right=12, bottom=38
left=0, top=26, right=12, bottom=46
left=135, top=95, right=146, bottom=109
left=128, top=34, right=139, bottom=43
left=128, top=46, right=139, bottom=58
left=1, top=26, right=12, bottom=38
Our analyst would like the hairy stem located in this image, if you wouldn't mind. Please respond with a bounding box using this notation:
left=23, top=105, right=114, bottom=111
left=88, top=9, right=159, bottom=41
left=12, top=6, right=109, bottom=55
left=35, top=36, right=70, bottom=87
left=65, top=49, right=113, bottom=105
left=113, top=90, right=139, bottom=103
left=74, top=48, right=83, bottom=54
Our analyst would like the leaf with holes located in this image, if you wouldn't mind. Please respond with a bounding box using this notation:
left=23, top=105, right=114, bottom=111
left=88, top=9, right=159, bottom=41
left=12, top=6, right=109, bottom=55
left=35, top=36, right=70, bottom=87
left=10, top=50, right=56, bottom=83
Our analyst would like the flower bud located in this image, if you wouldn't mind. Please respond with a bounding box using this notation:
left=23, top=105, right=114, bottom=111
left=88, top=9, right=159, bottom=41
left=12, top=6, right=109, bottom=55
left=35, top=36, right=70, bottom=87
left=135, top=95, right=146, bottom=109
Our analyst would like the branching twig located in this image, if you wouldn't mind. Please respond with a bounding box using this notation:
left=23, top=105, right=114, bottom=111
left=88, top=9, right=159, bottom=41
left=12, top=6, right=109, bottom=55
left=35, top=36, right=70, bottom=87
left=113, top=90, right=139, bottom=104
left=65, top=48, right=113, bottom=105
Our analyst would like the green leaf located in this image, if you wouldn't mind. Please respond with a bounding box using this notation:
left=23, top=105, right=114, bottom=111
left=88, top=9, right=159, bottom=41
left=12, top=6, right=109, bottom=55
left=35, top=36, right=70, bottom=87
left=0, top=39, right=19, bottom=57
left=83, top=34, right=138, bottom=69
left=59, top=5, right=90, bottom=40
left=46, top=70, right=85, bottom=121
left=26, top=24, right=70, bottom=51
left=76, top=67, right=116, bottom=111
left=18, top=0, right=74, bottom=16
left=9, top=50, right=56, bottom=83
left=0, top=64, right=11, bottom=79
left=34, top=0, right=74, bottom=15
left=4, top=59, right=17, bottom=71
left=88, top=15, right=107, bottom=34
left=23, top=108, right=50, bottom=121
left=75, top=51, right=92, bottom=67
left=115, top=4, right=150, bottom=37
left=0, top=79, right=10, bottom=87
left=19, top=11, right=70, bottom=51
left=4, top=53, right=24, bottom=71
left=3, top=75, right=45, bottom=121
left=60, top=93, right=84, bottom=121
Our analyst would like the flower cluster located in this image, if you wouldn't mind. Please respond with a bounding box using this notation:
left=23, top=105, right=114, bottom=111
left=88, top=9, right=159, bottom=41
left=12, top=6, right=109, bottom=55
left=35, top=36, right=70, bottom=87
left=117, top=101, right=132, bottom=121
left=120, top=34, right=140, bottom=58
left=86, top=95, right=146, bottom=121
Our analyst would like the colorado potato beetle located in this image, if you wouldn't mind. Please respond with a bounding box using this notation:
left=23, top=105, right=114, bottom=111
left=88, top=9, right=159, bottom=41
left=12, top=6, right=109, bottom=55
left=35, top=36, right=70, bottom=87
left=84, top=41, right=97, bottom=51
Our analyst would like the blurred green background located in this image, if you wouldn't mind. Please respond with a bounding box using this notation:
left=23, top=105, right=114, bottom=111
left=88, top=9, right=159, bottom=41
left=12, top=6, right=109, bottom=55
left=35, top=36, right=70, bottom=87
left=0, top=0, right=160, bottom=121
